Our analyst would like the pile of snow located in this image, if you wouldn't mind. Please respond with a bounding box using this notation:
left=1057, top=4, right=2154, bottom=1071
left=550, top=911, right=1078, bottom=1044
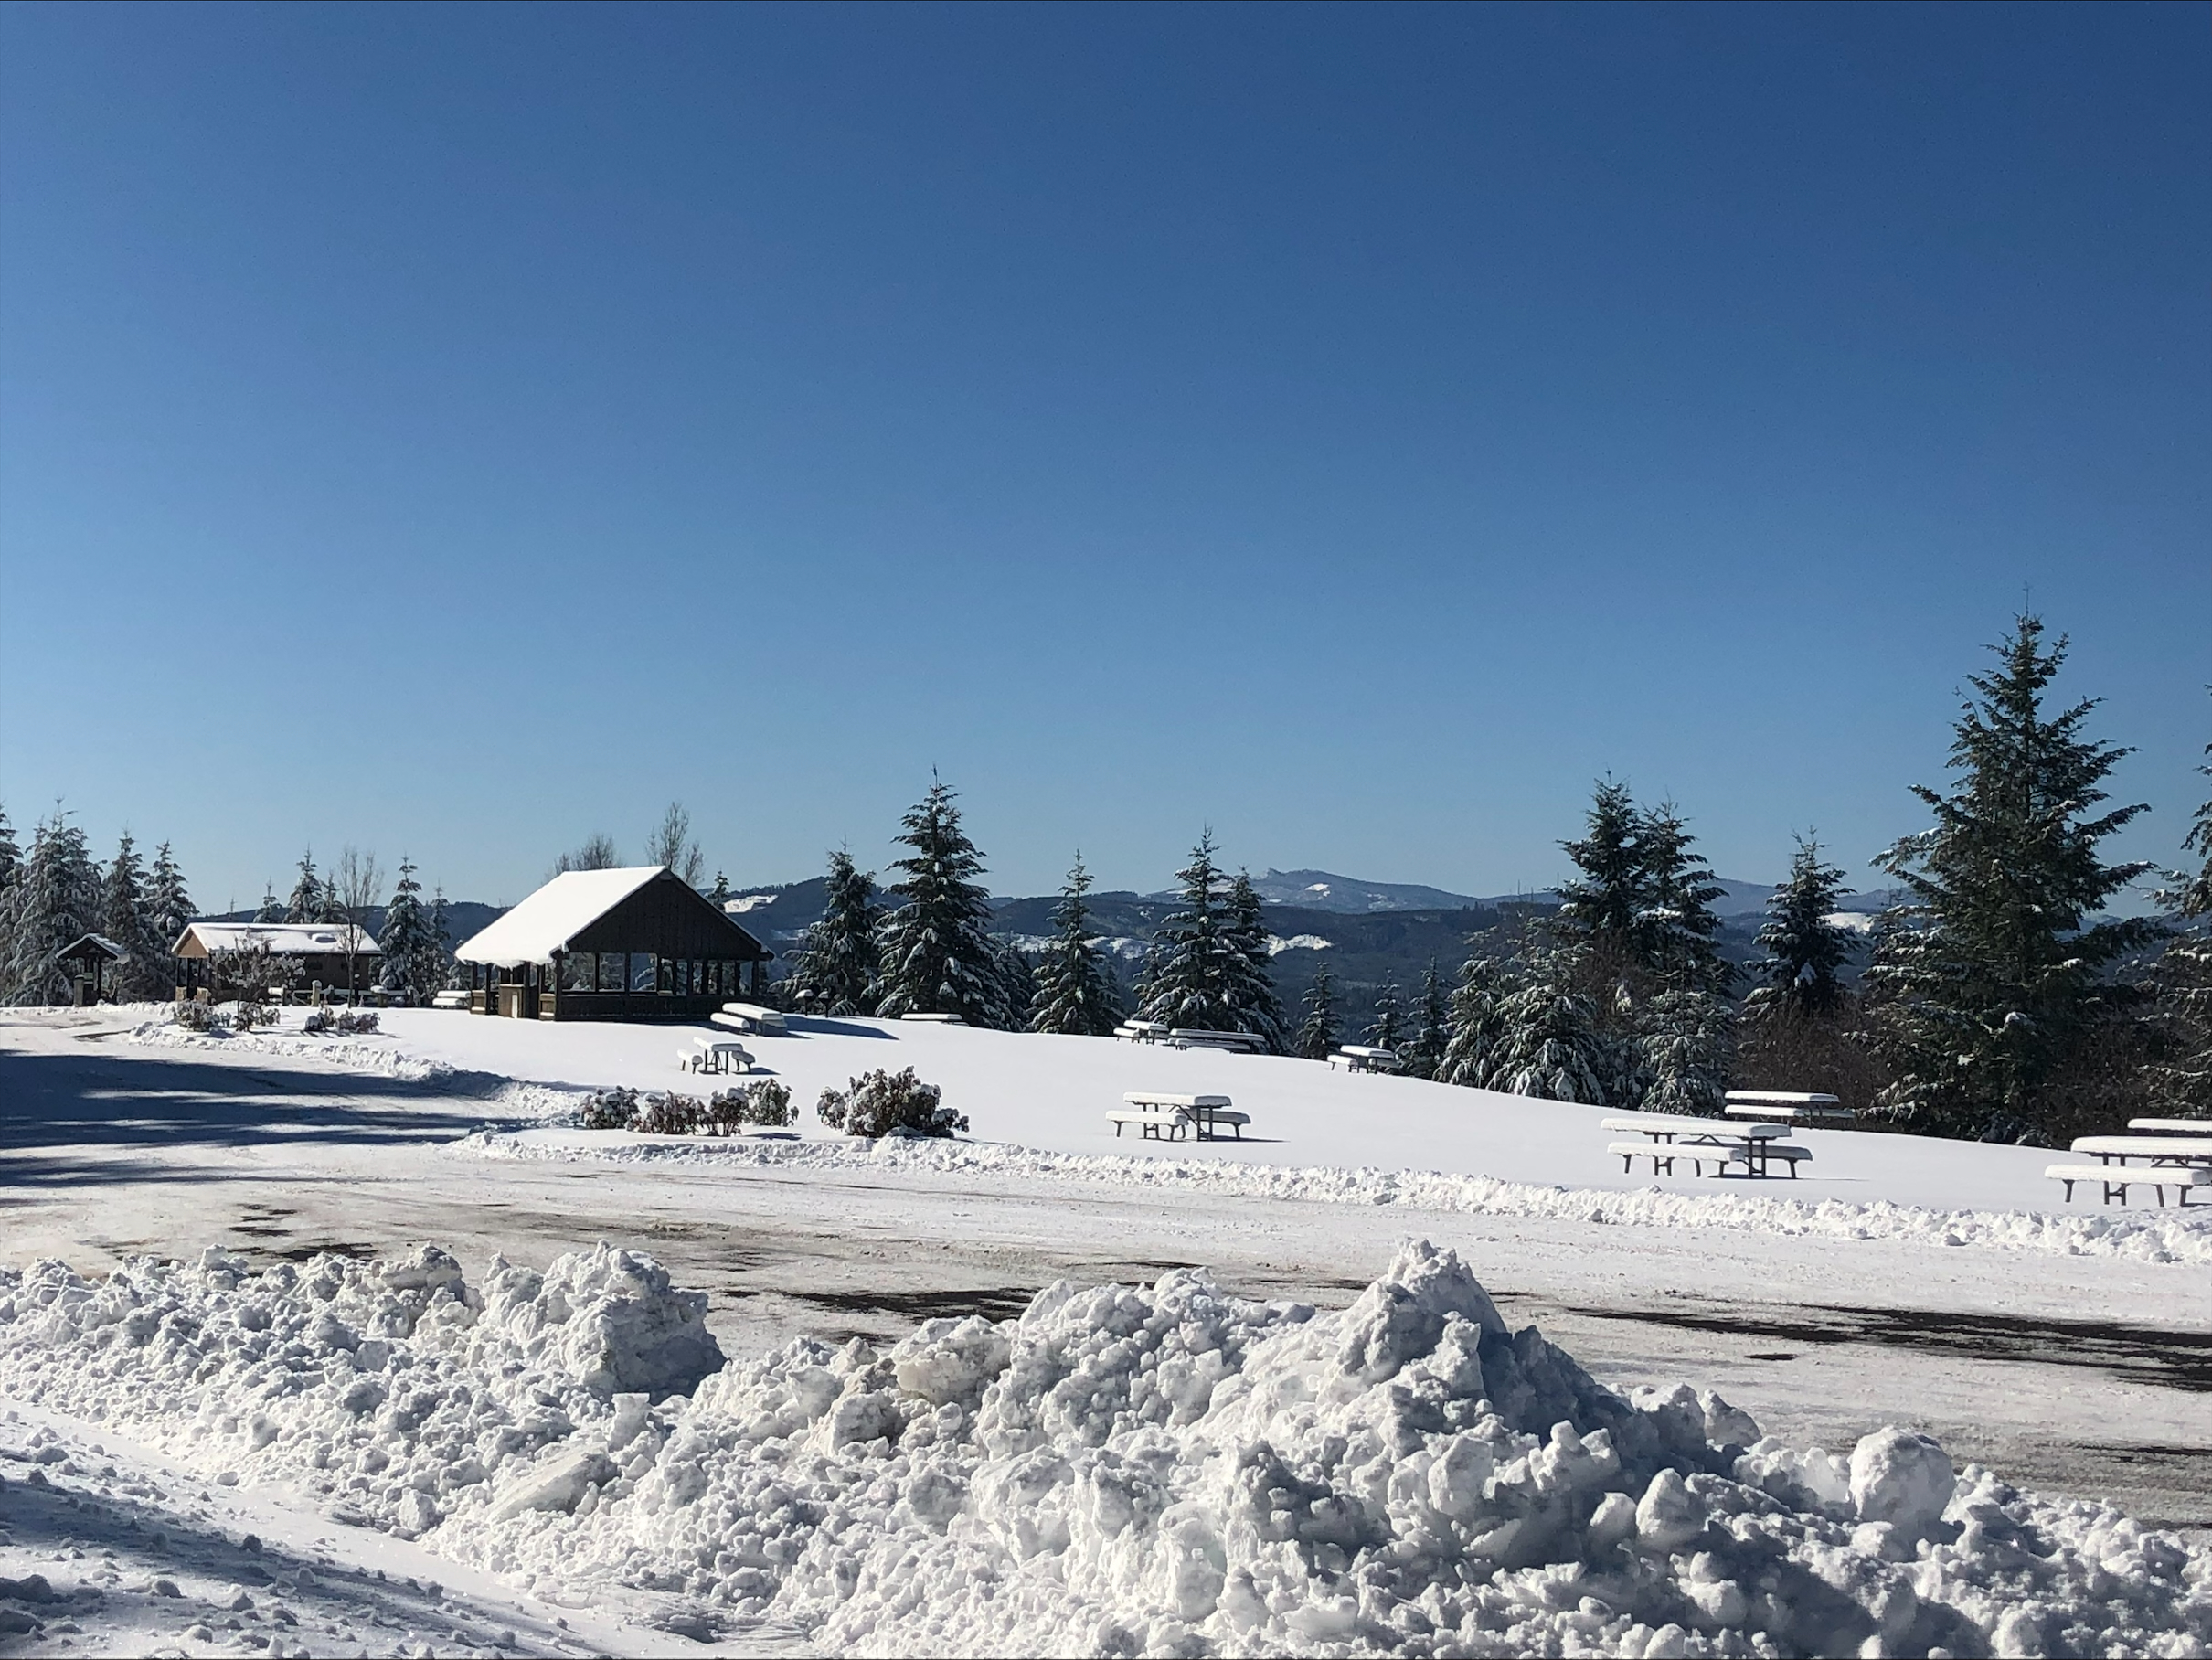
left=2, top=1242, right=2205, bottom=1656
left=129, top=1015, right=452, bottom=1082
left=464, top=1127, right=2212, bottom=1266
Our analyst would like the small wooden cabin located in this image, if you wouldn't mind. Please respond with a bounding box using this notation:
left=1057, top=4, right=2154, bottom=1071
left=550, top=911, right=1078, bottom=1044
left=452, top=866, right=771, bottom=1021
left=173, top=922, right=382, bottom=999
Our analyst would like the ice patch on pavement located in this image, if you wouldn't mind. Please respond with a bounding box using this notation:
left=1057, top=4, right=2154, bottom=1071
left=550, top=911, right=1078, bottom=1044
left=463, top=1126, right=2212, bottom=1267
left=0, top=1240, right=2204, bottom=1656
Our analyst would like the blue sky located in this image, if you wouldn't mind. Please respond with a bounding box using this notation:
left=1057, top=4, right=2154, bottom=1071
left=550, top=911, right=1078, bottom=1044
left=2, top=3, right=2206, bottom=910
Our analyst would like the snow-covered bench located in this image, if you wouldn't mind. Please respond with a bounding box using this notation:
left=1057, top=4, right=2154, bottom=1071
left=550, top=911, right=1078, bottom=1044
left=2068, top=1133, right=2212, bottom=1168
left=718, top=1002, right=788, bottom=1034
left=430, top=990, right=468, bottom=1011
left=1113, top=1020, right=1170, bottom=1043
left=1724, top=1091, right=1856, bottom=1127
left=899, top=1012, right=965, bottom=1025
left=2127, top=1118, right=2212, bottom=1134
left=1112, top=1092, right=1249, bottom=1141
left=1328, top=1045, right=1400, bottom=1073
left=2046, top=1163, right=2209, bottom=1207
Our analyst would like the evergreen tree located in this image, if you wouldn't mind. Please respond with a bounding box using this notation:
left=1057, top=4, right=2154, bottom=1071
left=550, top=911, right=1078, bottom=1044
left=1486, top=949, right=1611, bottom=1104
left=102, top=832, right=171, bottom=999
left=1294, top=962, right=1340, bottom=1060
left=1638, top=988, right=1737, bottom=1116
left=2145, top=713, right=2212, bottom=1118
left=1745, top=835, right=1855, bottom=1022
left=1438, top=954, right=1508, bottom=1088
left=784, top=851, right=882, bottom=1016
left=430, top=888, right=457, bottom=989
left=254, top=887, right=285, bottom=923
left=875, top=781, right=1010, bottom=1027
left=0, top=805, right=18, bottom=893
left=145, top=841, right=193, bottom=952
left=708, top=871, right=731, bottom=910
left=285, top=852, right=322, bottom=924
left=378, top=858, right=444, bottom=1004
left=1030, top=855, right=1123, bottom=1036
left=1138, top=832, right=1238, bottom=1032
left=1220, top=870, right=1287, bottom=1050
left=1551, top=779, right=1646, bottom=964
left=1867, top=615, right=2157, bottom=1142
left=1365, top=972, right=1406, bottom=1051
left=1634, top=803, right=1731, bottom=993
left=994, top=939, right=1037, bottom=1024
left=1402, top=959, right=1451, bottom=1080
left=4, top=812, right=101, bottom=1005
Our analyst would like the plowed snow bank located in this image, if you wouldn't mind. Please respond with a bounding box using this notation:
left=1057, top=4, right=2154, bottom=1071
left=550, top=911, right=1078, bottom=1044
left=2, top=1242, right=2203, bottom=1657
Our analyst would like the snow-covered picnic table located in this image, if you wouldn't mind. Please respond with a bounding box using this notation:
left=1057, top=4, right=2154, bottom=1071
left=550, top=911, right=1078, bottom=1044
left=2068, top=1134, right=2212, bottom=1167
left=1169, top=1028, right=1267, bottom=1054
left=1723, top=1091, right=1856, bottom=1127
left=1108, top=1092, right=1250, bottom=1142
left=899, top=1012, right=965, bottom=1025
left=1329, top=1045, right=1401, bottom=1074
left=430, top=989, right=468, bottom=1010
left=717, top=1001, right=788, bottom=1035
left=2128, top=1118, right=2212, bottom=1134
left=1112, top=1020, right=1171, bottom=1043
left=682, top=1036, right=752, bottom=1075
left=1601, top=1114, right=1811, bottom=1178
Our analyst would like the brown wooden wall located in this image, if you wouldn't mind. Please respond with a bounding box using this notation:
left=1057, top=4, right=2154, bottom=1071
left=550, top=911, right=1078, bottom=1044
left=568, top=871, right=771, bottom=963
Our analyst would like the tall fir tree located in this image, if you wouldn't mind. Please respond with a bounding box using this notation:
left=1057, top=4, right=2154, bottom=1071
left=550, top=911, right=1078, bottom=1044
left=1633, top=803, right=1731, bottom=993
left=1438, top=954, right=1508, bottom=1088
left=1030, top=855, right=1123, bottom=1036
left=1637, top=988, right=1737, bottom=1116
left=994, top=939, right=1037, bottom=1023
left=5, top=812, right=101, bottom=1005
left=2145, top=710, right=2212, bottom=1118
left=874, top=781, right=1011, bottom=1027
left=430, top=888, right=456, bottom=989
left=285, top=852, right=323, bottom=925
left=0, top=805, right=19, bottom=893
left=254, top=887, right=286, bottom=923
left=1485, top=950, right=1611, bottom=1104
left=102, top=833, right=171, bottom=999
left=1551, top=780, right=1646, bottom=965
left=1402, top=959, right=1451, bottom=1080
left=1365, top=972, right=1406, bottom=1051
left=1221, top=871, right=1287, bottom=1050
left=708, top=871, right=731, bottom=910
left=378, top=858, right=444, bottom=1004
left=1867, top=615, right=2157, bottom=1143
left=1138, top=832, right=1237, bottom=1032
left=1294, top=962, right=1340, bottom=1060
left=1745, top=835, right=1856, bottom=1022
left=145, top=841, right=193, bottom=952
left=784, top=850, right=882, bottom=1016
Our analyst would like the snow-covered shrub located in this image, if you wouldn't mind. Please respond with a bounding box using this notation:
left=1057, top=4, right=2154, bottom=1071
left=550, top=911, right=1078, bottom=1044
left=169, top=998, right=223, bottom=1034
left=636, top=1091, right=704, bottom=1136
left=580, top=1087, right=640, bottom=1131
left=335, top=1008, right=378, bottom=1035
left=706, top=1079, right=794, bottom=1133
left=815, top=1067, right=968, bottom=1138
left=303, top=1008, right=333, bottom=1035
left=230, top=994, right=276, bottom=1032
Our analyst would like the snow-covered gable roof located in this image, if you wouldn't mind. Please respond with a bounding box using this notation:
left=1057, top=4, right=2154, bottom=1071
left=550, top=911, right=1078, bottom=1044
left=60, top=933, right=127, bottom=961
left=175, top=923, right=381, bottom=958
left=452, top=867, right=666, bottom=967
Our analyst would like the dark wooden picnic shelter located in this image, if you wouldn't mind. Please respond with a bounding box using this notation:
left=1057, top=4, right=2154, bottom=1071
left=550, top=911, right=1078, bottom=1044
left=58, top=934, right=126, bottom=1006
left=452, top=866, right=772, bottom=1021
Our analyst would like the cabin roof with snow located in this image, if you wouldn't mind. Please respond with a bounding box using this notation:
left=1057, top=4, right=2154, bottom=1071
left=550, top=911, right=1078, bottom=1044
left=59, top=933, right=127, bottom=963
left=452, top=867, right=770, bottom=968
left=173, top=922, right=381, bottom=959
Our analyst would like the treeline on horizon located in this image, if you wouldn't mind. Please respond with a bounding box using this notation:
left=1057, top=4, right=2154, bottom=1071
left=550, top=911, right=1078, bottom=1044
left=4, top=614, right=2207, bottom=1147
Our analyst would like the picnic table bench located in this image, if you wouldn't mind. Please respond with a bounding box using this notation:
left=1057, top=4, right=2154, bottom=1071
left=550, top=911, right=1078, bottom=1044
left=718, top=1002, right=788, bottom=1035
left=1169, top=1028, right=1267, bottom=1053
left=430, top=989, right=469, bottom=1010
left=1724, top=1091, right=1856, bottom=1127
left=1328, top=1045, right=1401, bottom=1073
left=2045, top=1163, right=2208, bottom=1207
left=1601, top=1114, right=1810, bottom=1178
left=682, top=1036, right=752, bottom=1075
left=2068, top=1134, right=2212, bottom=1167
left=1113, top=1020, right=1171, bottom=1043
left=899, top=1012, right=965, bottom=1025
left=1108, top=1092, right=1250, bottom=1141
left=2128, top=1118, right=2212, bottom=1134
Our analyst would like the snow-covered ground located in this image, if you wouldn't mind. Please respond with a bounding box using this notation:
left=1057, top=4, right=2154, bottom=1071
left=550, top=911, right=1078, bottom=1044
left=1, top=1005, right=2207, bottom=1655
